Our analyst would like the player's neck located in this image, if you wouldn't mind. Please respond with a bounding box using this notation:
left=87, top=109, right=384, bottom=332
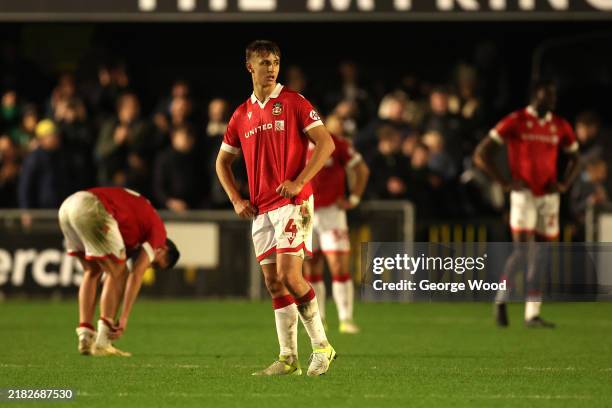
left=252, top=82, right=277, bottom=103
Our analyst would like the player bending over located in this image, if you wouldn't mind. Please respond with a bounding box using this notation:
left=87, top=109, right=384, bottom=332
left=216, top=40, right=336, bottom=376
left=473, top=80, right=580, bottom=328
left=59, top=187, right=180, bottom=356
left=303, top=133, right=369, bottom=334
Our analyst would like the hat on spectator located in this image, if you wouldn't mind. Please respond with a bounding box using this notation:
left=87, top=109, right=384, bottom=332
left=35, top=119, right=57, bottom=138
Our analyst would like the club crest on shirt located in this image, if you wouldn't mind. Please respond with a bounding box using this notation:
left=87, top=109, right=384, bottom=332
left=247, top=112, right=252, bottom=120
left=272, top=102, right=283, bottom=115
left=550, top=124, right=557, bottom=132
left=527, top=121, right=533, bottom=128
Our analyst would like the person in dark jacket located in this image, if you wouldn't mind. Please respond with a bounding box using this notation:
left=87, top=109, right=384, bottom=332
left=18, top=119, right=81, bottom=209
left=153, top=125, right=206, bottom=211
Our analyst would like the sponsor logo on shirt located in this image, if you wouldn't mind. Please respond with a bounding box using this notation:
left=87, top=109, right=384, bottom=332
left=272, top=102, right=283, bottom=115
left=275, top=120, right=285, bottom=131
left=520, top=133, right=559, bottom=145
left=244, top=123, right=273, bottom=138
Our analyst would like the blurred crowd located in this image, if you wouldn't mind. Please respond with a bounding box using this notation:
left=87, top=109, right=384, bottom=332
left=0, top=57, right=609, bottom=235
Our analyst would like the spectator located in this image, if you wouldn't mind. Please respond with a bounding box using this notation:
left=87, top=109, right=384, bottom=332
left=18, top=120, right=80, bottom=209
left=324, top=61, right=374, bottom=128
left=55, top=98, right=95, bottom=186
left=422, top=131, right=457, bottom=181
left=95, top=92, right=154, bottom=195
left=46, top=73, right=79, bottom=118
left=286, top=65, right=307, bottom=95
left=0, top=135, right=20, bottom=208
left=153, top=126, right=206, bottom=212
left=355, top=91, right=412, bottom=163
left=1, top=89, right=20, bottom=132
left=575, top=111, right=603, bottom=164
left=366, top=125, right=411, bottom=199
left=420, top=86, right=465, bottom=171
left=84, top=63, right=131, bottom=123
left=570, top=158, right=608, bottom=226
left=9, top=104, right=38, bottom=151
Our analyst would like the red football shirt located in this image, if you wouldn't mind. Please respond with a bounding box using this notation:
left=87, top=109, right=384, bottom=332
left=88, top=187, right=167, bottom=261
left=221, top=84, right=323, bottom=214
left=308, top=134, right=362, bottom=209
left=490, top=106, right=578, bottom=196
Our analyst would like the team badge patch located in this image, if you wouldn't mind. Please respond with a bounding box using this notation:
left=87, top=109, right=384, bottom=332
left=275, top=120, right=285, bottom=131
left=309, top=110, right=321, bottom=121
left=272, top=102, right=283, bottom=115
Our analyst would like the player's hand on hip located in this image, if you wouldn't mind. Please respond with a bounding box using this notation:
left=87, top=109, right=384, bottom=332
left=546, top=181, right=567, bottom=194
left=336, top=197, right=356, bottom=210
left=233, top=199, right=257, bottom=219
left=276, top=180, right=303, bottom=199
left=503, top=179, right=527, bottom=192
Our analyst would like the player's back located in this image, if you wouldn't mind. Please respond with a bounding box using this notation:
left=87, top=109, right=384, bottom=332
left=87, top=187, right=164, bottom=251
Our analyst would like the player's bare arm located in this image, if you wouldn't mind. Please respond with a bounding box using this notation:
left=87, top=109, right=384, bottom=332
left=109, top=248, right=151, bottom=339
left=216, top=149, right=257, bottom=219
left=276, top=125, right=335, bottom=199
left=338, top=160, right=370, bottom=210
left=473, top=137, right=524, bottom=192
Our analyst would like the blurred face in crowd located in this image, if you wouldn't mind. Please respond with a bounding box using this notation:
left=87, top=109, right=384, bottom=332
left=422, top=131, right=444, bottom=154
left=172, top=129, right=194, bottom=153
left=247, top=51, right=279, bottom=88
left=286, top=65, right=306, bottom=93
left=23, top=111, right=38, bottom=132
left=0, top=135, right=18, bottom=161
left=386, top=98, right=405, bottom=122
left=576, top=121, right=599, bottom=144
left=118, top=94, right=140, bottom=123
left=208, top=99, right=228, bottom=122
left=172, top=81, right=190, bottom=99
left=377, top=127, right=402, bottom=155
left=170, top=96, right=191, bottom=121
left=430, top=90, right=449, bottom=115
left=325, top=114, right=344, bottom=136
left=57, top=74, right=76, bottom=98
left=39, top=132, right=60, bottom=151
left=532, top=84, right=556, bottom=115
left=339, top=62, right=357, bottom=83
left=587, top=161, right=607, bottom=183
left=401, top=133, right=418, bottom=157
left=2, top=90, right=17, bottom=108
left=411, top=144, right=429, bottom=169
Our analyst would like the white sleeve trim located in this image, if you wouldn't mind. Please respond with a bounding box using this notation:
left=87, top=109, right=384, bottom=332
left=220, top=142, right=240, bottom=155
left=142, top=242, right=155, bottom=263
left=303, top=120, right=323, bottom=133
left=564, top=141, right=579, bottom=153
left=346, top=153, right=363, bottom=169
left=489, top=129, right=504, bottom=144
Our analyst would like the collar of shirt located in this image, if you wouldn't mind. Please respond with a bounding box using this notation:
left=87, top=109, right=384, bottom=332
left=250, top=83, right=284, bottom=108
left=526, top=105, right=553, bottom=123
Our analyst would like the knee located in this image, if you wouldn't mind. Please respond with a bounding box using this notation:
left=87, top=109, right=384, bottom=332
left=264, top=272, right=284, bottom=295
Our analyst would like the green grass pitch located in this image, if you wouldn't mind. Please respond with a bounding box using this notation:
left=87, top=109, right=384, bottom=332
left=1, top=300, right=611, bottom=407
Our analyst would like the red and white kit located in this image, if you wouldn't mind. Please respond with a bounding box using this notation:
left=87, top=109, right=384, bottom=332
left=221, top=84, right=323, bottom=264
left=490, top=106, right=578, bottom=238
left=59, top=187, right=167, bottom=263
left=308, top=134, right=362, bottom=254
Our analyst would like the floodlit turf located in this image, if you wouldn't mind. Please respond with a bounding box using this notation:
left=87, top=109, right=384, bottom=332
left=1, top=300, right=611, bottom=407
